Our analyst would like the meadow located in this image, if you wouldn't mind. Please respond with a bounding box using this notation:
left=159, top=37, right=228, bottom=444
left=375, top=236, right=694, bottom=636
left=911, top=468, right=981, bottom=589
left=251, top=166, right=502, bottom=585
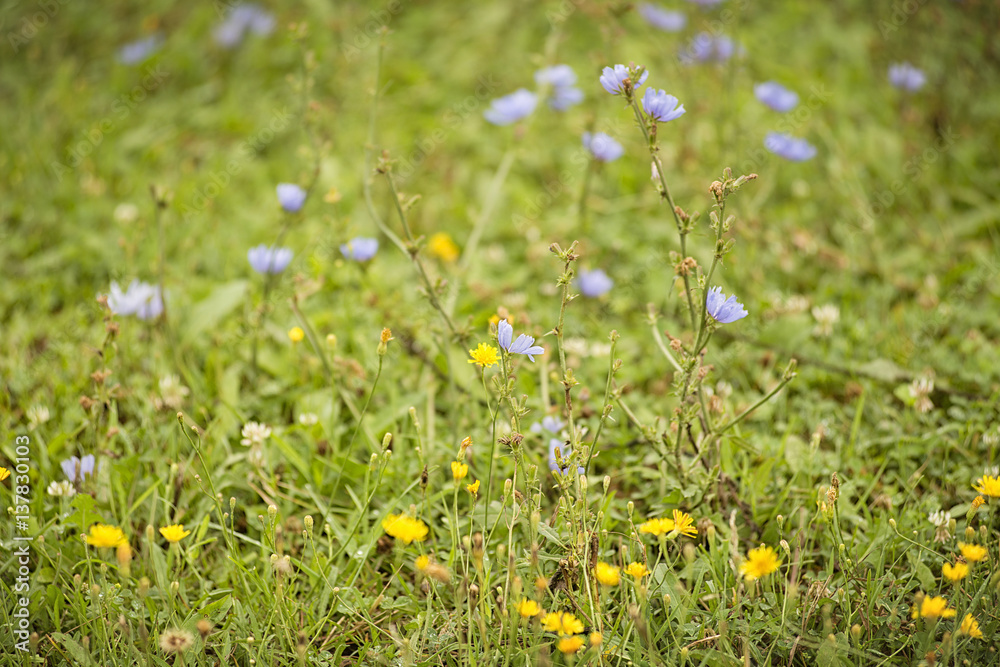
left=2, top=0, right=1000, bottom=665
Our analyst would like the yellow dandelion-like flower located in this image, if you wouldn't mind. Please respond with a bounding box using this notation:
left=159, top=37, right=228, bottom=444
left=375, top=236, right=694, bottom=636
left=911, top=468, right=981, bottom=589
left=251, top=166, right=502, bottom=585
left=468, top=343, right=500, bottom=368
left=85, top=524, right=127, bottom=549
left=942, top=561, right=968, bottom=582
left=958, top=542, right=988, bottom=563
left=542, top=611, right=585, bottom=635
left=466, top=479, right=480, bottom=496
left=971, top=495, right=986, bottom=511
left=159, top=524, right=191, bottom=543
left=288, top=327, right=305, bottom=343
left=972, top=474, right=1000, bottom=497
left=671, top=509, right=698, bottom=538
left=959, top=613, right=983, bottom=639
left=415, top=555, right=430, bottom=571
left=0, top=466, right=10, bottom=482
left=595, top=562, right=620, bottom=586
left=159, top=628, right=194, bottom=654
left=516, top=598, right=542, bottom=618
left=912, top=595, right=956, bottom=620
left=535, top=576, right=549, bottom=593
left=624, top=562, right=650, bottom=578
left=589, top=632, right=603, bottom=647
left=428, top=232, right=460, bottom=263
left=557, top=636, right=585, bottom=654
left=381, top=514, right=429, bottom=545
left=739, top=545, right=782, bottom=581
left=489, top=314, right=514, bottom=327
left=638, top=517, right=674, bottom=536
left=451, top=461, right=469, bottom=481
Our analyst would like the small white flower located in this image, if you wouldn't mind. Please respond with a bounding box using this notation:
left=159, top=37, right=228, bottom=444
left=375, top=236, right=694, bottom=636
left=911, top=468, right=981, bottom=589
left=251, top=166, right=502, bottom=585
left=27, top=405, right=51, bottom=430
left=909, top=377, right=934, bottom=413
left=983, top=429, right=999, bottom=448
left=784, top=294, right=810, bottom=314
left=811, top=304, right=840, bottom=337
left=155, top=375, right=190, bottom=411
left=47, top=480, right=76, bottom=498
left=247, top=445, right=266, bottom=468
left=298, top=412, right=318, bottom=426
left=927, top=510, right=950, bottom=527
left=240, top=421, right=272, bottom=447
left=114, top=202, right=140, bottom=224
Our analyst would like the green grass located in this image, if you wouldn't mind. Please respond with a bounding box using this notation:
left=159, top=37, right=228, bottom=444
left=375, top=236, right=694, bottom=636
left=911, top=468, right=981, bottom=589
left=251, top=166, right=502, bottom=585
left=2, top=1, right=1000, bottom=665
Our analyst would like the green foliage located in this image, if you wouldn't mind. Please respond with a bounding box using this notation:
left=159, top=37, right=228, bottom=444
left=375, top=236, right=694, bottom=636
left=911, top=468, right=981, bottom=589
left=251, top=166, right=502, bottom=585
left=2, top=1, right=1000, bottom=666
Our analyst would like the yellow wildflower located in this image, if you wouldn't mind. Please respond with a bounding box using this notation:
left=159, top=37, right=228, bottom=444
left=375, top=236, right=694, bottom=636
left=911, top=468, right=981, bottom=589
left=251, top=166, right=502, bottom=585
left=451, top=461, right=469, bottom=481
left=516, top=598, right=542, bottom=618
left=958, top=542, right=988, bottom=563
left=468, top=343, right=500, bottom=368
left=85, top=524, right=127, bottom=548
left=489, top=314, right=513, bottom=327
left=0, top=466, right=10, bottom=481
left=638, top=517, right=674, bottom=536
left=959, top=613, right=983, bottom=639
left=589, top=632, right=603, bottom=647
left=625, top=562, right=650, bottom=578
left=159, top=524, right=191, bottom=543
left=911, top=595, right=956, bottom=620
left=557, top=636, right=585, bottom=654
left=415, top=555, right=430, bottom=571
left=595, top=562, right=620, bottom=586
left=671, top=509, right=698, bottom=538
left=942, top=561, right=968, bottom=582
left=288, top=327, right=304, bottom=343
left=542, top=611, right=584, bottom=635
left=381, top=514, right=429, bottom=544
left=972, top=474, right=1000, bottom=497
left=428, top=232, right=460, bottom=262
left=466, top=479, right=480, bottom=497
left=739, top=545, right=782, bottom=581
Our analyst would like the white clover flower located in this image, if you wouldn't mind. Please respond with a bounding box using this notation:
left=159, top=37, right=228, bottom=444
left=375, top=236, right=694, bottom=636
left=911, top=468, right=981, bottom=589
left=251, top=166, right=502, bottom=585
left=47, top=480, right=76, bottom=498
left=155, top=375, right=190, bottom=411
left=298, top=413, right=319, bottom=426
left=247, top=445, right=266, bottom=468
left=784, top=295, right=810, bottom=314
left=27, top=405, right=51, bottom=430
left=811, top=304, right=840, bottom=338
left=928, top=509, right=951, bottom=543
left=114, top=202, right=139, bottom=224
left=240, top=421, right=272, bottom=447
left=909, top=377, right=934, bottom=413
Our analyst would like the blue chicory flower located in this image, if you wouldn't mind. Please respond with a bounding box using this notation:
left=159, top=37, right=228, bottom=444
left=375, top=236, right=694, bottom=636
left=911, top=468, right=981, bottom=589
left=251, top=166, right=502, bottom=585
left=582, top=132, right=624, bottom=162
left=764, top=132, right=817, bottom=161
left=61, top=455, right=96, bottom=483
left=548, top=438, right=584, bottom=475
left=705, top=286, right=748, bottom=324
left=641, top=88, right=686, bottom=122
left=679, top=33, right=741, bottom=64
left=497, top=320, right=545, bottom=362
left=117, top=35, right=161, bottom=65
left=599, top=64, right=649, bottom=96
left=638, top=4, right=686, bottom=31
left=754, top=81, right=799, bottom=112
left=276, top=183, right=307, bottom=213
left=483, top=89, right=538, bottom=125
left=532, top=415, right=566, bottom=435
left=578, top=268, right=614, bottom=297
left=214, top=3, right=275, bottom=48
left=888, top=62, right=926, bottom=92
left=535, top=64, right=577, bottom=88
left=247, top=245, right=294, bottom=274
left=107, top=280, right=163, bottom=320
left=549, top=85, right=584, bottom=111
left=340, top=237, right=379, bottom=262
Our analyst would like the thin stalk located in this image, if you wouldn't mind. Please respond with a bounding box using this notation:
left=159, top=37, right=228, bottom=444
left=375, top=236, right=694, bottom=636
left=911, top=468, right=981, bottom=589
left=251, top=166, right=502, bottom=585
left=330, top=354, right=384, bottom=500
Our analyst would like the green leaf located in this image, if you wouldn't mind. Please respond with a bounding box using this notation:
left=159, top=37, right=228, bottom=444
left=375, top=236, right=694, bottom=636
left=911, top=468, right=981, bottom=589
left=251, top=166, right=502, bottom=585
left=66, top=494, right=104, bottom=535
left=50, top=632, right=94, bottom=665
left=183, top=280, right=248, bottom=341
